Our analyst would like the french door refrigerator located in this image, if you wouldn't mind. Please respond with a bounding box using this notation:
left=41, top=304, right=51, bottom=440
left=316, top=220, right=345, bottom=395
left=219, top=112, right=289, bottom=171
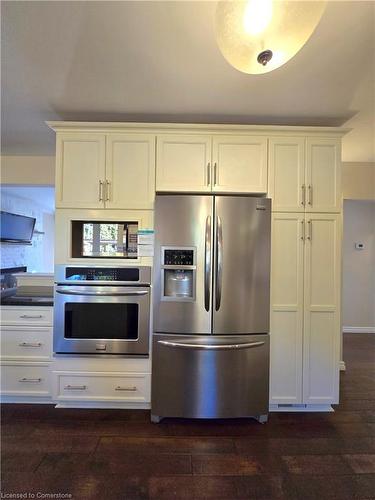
left=151, top=195, right=271, bottom=423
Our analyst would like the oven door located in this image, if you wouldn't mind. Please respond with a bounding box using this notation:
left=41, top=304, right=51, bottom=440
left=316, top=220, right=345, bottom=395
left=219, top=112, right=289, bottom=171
left=54, top=286, right=150, bottom=355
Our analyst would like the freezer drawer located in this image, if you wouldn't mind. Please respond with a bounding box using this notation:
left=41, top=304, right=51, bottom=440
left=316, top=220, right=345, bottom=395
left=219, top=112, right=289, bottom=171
left=151, top=333, right=269, bottom=420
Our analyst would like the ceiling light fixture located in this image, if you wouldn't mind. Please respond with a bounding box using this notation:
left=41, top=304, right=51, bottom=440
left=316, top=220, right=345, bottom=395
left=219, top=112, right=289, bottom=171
left=216, top=0, right=326, bottom=74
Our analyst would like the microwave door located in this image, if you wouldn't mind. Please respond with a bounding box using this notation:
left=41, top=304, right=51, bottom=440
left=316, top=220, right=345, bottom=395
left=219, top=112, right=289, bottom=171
left=153, top=195, right=213, bottom=335
left=212, top=196, right=271, bottom=335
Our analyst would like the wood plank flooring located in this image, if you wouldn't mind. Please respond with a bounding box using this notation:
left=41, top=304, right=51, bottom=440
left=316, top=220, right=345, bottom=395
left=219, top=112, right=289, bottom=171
left=1, top=333, right=374, bottom=499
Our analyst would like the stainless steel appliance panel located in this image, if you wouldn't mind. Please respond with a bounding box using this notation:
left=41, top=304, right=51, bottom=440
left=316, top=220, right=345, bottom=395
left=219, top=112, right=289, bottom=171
left=151, top=333, right=269, bottom=419
left=54, top=284, right=150, bottom=355
left=213, top=197, right=271, bottom=335
left=153, top=195, right=213, bottom=334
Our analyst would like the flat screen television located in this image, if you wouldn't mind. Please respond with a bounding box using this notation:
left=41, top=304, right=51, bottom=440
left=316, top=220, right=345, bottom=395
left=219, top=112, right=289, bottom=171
left=0, top=211, right=36, bottom=243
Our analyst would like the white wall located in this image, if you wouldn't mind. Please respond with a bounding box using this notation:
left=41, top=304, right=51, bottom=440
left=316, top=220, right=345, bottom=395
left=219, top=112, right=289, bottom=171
left=1, top=190, right=54, bottom=272
left=0, top=156, right=55, bottom=185
left=342, top=162, right=375, bottom=200
left=342, top=200, right=375, bottom=331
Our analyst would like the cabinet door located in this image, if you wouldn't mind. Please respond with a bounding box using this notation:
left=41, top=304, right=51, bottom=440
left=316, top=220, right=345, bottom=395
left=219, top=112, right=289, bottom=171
left=270, top=213, right=304, bottom=404
left=55, top=133, right=106, bottom=208
left=156, top=135, right=211, bottom=192
left=268, top=137, right=305, bottom=212
left=106, top=134, right=155, bottom=209
left=212, top=135, right=267, bottom=193
left=303, top=214, right=341, bottom=404
left=306, top=138, right=341, bottom=213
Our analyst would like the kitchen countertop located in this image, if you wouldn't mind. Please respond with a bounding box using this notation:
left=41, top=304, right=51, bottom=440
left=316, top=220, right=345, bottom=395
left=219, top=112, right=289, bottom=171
left=0, top=285, right=54, bottom=306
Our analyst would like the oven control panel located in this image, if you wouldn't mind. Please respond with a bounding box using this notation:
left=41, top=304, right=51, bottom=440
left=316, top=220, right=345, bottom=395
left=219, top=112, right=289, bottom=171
left=65, top=267, right=140, bottom=282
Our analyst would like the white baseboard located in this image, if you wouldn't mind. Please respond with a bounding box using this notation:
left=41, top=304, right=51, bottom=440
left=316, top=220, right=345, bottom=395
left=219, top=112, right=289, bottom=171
left=343, top=326, right=375, bottom=333
left=340, top=361, right=346, bottom=371
left=269, top=404, right=334, bottom=413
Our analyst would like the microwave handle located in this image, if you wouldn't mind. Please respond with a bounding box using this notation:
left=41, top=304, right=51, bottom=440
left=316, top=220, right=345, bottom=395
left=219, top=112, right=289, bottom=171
left=56, top=288, right=148, bottom=297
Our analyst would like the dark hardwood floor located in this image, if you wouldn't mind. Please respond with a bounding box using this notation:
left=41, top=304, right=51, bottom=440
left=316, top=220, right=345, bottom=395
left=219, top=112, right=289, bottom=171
left=1, top=333, right=374, bottom=499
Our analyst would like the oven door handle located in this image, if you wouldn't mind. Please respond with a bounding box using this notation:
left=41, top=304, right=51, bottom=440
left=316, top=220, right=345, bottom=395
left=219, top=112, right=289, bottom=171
left=55, top=289, right=148, bottom=297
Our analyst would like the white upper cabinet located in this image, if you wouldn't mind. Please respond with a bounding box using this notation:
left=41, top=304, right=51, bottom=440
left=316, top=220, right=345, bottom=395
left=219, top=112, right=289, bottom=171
left=270, top=213, right=304, bottom=404
left=56, top=133, right=106, bottom=209
left=156, top=134, right=267, bottom=194
left=212, top=135, right=268, bottom=193
left=269, top=136, right=341, bottom=213
left=268, top=137, right=305, bottom=212
left=106, top=134, right=155, bottom=209
left=156, top=135, right=212, bottom=192
left=303, top=213, right=341, bottom=404
left=306, top=138, right=341, bottom=213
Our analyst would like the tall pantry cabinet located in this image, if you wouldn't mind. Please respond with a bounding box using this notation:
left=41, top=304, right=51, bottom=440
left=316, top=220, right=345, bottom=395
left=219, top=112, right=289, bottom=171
left=268, top=136, right=342, bottom=407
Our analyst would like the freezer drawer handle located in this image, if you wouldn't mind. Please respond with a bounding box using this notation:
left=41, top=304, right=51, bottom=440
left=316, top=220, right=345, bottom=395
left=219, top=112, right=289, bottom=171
left=56, top=289, right=148, bottom=297
left=157, top=340, right=265, bottom=350
left=204, top=215, right=211, bottom=312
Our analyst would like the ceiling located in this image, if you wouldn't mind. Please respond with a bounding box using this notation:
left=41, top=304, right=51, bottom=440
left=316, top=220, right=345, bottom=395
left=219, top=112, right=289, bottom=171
left=1, top=1, right=374, bottom=162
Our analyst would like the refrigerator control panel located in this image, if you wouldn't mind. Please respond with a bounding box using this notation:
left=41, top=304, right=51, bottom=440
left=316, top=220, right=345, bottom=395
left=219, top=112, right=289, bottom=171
left=163, top=249, right=194, bottom=266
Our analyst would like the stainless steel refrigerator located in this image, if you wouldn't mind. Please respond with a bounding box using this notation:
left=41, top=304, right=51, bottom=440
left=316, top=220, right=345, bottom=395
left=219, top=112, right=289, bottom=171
left=151, top=195, right=271, bottom=423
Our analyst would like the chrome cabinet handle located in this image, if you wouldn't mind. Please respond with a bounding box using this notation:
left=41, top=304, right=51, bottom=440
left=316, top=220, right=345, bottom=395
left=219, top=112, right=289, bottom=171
left=213, top=162, right=217, bottom=185
left=301, top=184, right=306, bottom=206
left=56, top=289, right=148, bottom=296
left=105, top=180, right=111, bottom=201
left=207, top=162, right=211, bottom=186
left=306, top=220, right=312, bottom=240
left=204, top=215, right=211, bottom=312
left=308, top=185, right=312, bottom=205
left=19, top=342, right=42, bottom=348
left=20, top=315, right=43, bottom=319
left=158, top=340, right=265, bottom=350
left=115, top=386, right=137, bottom=391
left=215, top=215, right=223, bottom=311
left=19, top=378, right=42, bottom=383
left=301, top=220, right=305, bottom=241
left=64, top=385, right=87, bottom=390
left=99, top=180, right=104, bottom=201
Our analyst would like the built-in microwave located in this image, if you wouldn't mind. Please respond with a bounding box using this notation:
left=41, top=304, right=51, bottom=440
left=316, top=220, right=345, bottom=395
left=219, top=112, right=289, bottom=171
left=53, top=265, right=151, bottom=355
left=71, top=221, right=139, bottom=259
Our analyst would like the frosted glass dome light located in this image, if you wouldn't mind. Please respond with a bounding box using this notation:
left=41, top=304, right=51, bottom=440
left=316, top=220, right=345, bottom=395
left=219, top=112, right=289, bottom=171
left=216, top=0, right=327, bottom=74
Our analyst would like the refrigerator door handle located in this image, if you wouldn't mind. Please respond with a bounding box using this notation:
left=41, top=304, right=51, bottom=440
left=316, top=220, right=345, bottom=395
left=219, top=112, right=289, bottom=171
left=157, top=340, right=265, bottom=350
left=215, top=215, right=223, bottom=311
left=204, top=215, right=211, bottom=312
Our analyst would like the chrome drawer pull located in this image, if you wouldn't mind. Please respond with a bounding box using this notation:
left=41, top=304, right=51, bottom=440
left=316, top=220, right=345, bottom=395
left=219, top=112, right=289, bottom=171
left=20, top=315, right=43, bottom=319
left=19, top=342, right=42, bottom=348
left=19, top=378, right=42, bottom=383
left=115, top=386, right=137, bottom=392
left=64, top=385, right=87, bottom=390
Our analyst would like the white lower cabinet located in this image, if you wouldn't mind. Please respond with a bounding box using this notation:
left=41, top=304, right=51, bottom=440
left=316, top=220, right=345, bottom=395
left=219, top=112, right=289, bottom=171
left=53, top=372, right=151, bottom=403
left=270, top=213, right=341, bottom=407
left=0, top=307, right=53, bottom=401
left=1, top=363, right=51, bottom=397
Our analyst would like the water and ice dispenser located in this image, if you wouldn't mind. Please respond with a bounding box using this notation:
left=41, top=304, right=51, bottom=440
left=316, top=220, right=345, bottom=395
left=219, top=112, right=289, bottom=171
left=161, top=247, right=196, bottom=301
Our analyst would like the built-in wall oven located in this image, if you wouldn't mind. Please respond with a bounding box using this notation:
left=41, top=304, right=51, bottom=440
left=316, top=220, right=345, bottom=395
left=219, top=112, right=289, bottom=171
left=54, top=265, right=151, bottom=355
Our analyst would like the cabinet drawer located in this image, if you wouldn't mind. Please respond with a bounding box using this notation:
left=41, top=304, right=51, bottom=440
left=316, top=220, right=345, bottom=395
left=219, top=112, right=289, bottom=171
left=1, top=327, right=52, bottom=361
left=1, top=364, right=51, bottom=396
left=54, top=372, right=151, bottom=403
left=1, top=307, right=53, bottom=326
